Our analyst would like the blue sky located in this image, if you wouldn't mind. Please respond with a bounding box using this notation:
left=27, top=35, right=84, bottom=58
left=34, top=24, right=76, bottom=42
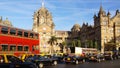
left=0, top=0, right=120, bottom=31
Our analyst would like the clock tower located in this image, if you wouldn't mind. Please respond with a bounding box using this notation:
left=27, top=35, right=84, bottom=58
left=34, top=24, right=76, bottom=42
left=32, top=0, right=55, bottom=53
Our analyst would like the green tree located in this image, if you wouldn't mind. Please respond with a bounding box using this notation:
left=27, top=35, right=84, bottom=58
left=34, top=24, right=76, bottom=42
left=71, top=40, right=76, bottom=47
left=90, top=40, right=93, bottom=48
left=48, top=36, right=57, bottom=54
left=62, top=41, right=66, bottom=47
left=94, top=41, right=98, bottom=49
left=86, top=40, right=90, bottom=48
left=76, top=40, right=81, bottom=47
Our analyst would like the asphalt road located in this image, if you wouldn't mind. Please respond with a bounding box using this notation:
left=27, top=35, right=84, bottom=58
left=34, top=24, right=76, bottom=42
left=45, top=59, right=120, bottom=68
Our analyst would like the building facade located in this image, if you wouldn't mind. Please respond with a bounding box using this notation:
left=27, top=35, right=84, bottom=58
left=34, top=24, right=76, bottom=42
left=32, top=1, right=120, bottom=53
left=32, top=2, right=56, bottom=53
left=94, top=6, right=120, bottom=53
left=0, top=17, right=13, bottom=27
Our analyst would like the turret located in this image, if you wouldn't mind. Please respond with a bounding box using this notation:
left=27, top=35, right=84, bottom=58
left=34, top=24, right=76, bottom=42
left=107, top=11, right=111, bottom=17
left=93, top=13, right=97, bottom=19
left=116, top=9, right=119, bottom=15
left=107, top=11, right=111, bottom=26
left=98, top=5, right=106, bottom=17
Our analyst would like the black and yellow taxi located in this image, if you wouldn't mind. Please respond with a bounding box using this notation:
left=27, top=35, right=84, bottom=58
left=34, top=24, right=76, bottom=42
left=25, top=54, right=58, bottom=68
left=20, top=54, right=34, bottom=62
left=0, top=54, right=37, bottom=68
left=63, top=55, right=85, bottom=64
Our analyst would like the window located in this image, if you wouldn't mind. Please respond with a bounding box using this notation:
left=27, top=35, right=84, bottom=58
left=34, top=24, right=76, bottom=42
left=30, top=33, right=34, bottom=38
left=17, top=46, right=23, bottom=51
left=1, top=45, right=8, bottom=51
left=1, top=27, right=8, bottom=34
left=24, top=32, right=28, bottom=37
left=24, top=46, right=29, bottom=51
left=7, top=55, right=22, bottom=63
left=17, top=30, right=22, bottom=37
left=109, top=28, right=113, bottom=33
left=117, top=29, right=120, bottom=33
left=10, top=28, right=16, bottom=35
left=10, top=45, right=16, bottom=51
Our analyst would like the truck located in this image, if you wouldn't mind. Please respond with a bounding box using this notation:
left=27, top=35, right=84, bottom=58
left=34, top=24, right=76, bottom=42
left=70, top=47, right=98, bottom=55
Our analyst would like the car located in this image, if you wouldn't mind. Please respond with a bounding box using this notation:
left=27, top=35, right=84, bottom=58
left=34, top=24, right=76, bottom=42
left=51, top=53, right=64, bottom=63
left=20, top=54, right=34, bottom=62
left=104, top=51, right=113, bottom=60
left=87, top=53, right=105, bottom=62
left=25, top=54, right=58, bottom=68
left=63, top=54, right=85, bottom=64
left=0, top=54, right=37, bottom=68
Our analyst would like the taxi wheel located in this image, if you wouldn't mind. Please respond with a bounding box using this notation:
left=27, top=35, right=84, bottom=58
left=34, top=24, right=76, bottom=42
left=75, top=60, right=79, bottom=64
left=38, top=63, right=43, bottom=68
left=53, top=61, right=57, bottom=65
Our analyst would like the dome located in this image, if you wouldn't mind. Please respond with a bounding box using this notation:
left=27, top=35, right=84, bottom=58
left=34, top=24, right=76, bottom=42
left=73, top=24, right=80, bottom=28
left=71, top=23, right=80, bottom=32
left=3, top=18, right=12, bottom=27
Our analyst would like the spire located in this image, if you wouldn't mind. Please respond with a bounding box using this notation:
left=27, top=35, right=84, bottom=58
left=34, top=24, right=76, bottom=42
left=93, top=13, right=97, bottom=18
left=98, top=5, right=106, bottom=16
left=107, top=11, right=111, bottom=16
left=42, top=0, right=45, bottom=7
left=116, top=9, right=119, bottom=15
left=99, top=5, right=103, bottom=13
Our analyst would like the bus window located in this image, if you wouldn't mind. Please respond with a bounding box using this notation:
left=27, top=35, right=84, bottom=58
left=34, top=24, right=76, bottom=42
left=1, top=27, right=8, bottom=34
left=17, top=46, right=23, bottom=51
left=30, top=33, right=34, bottom=38
left=32, top=46, right=35, bottom=51
left=34, top=34, right=38, bottom=39
left=17, top=30, right=22, bottom=37
left=1, top=45, right=8, bottom=51
left=10, top=45, right=16, bottom=51
left=10, top=28, right=16, bottom=35
left=24, top=32, right=28, bottom=37
left=24, top=46, right=29, bottom=51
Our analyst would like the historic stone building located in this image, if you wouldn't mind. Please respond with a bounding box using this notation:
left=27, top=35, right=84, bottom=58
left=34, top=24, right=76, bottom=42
left=32, top=2, right=69, bottom=53
left=0, top=17, right=13, bottom=27
left=94, top=6, right=120, bottom=53
left=32, top=2, right=55, bottom=53
left=32, top=1, right=120, bottom=53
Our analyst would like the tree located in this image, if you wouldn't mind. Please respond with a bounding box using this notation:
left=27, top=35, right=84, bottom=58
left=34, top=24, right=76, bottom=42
left=48, top=36, right=57, bottom=54
left=94, top=41, right=98, bottom=49
left=71, top=40, right=76, bottom=47
left=90, top=40, right=93, bottom=48
left=61, top=41, right=67, bottom=53
left=85, top=40, right=90, bottom=48
left=76, top=40, right=81, bottom=47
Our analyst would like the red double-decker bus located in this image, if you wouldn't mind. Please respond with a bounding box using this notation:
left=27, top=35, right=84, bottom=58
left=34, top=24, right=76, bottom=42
left=0, top=24, right=40, bottom=56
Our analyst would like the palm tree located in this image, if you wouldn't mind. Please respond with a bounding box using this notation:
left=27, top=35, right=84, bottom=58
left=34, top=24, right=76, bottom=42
left=61, top=41, right=67, bottom=53
left=48, top=36, right=57, bottom=54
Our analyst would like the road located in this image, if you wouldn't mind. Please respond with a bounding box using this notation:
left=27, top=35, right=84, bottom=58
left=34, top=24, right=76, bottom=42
left=45, top=59, right=120, bottom=68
